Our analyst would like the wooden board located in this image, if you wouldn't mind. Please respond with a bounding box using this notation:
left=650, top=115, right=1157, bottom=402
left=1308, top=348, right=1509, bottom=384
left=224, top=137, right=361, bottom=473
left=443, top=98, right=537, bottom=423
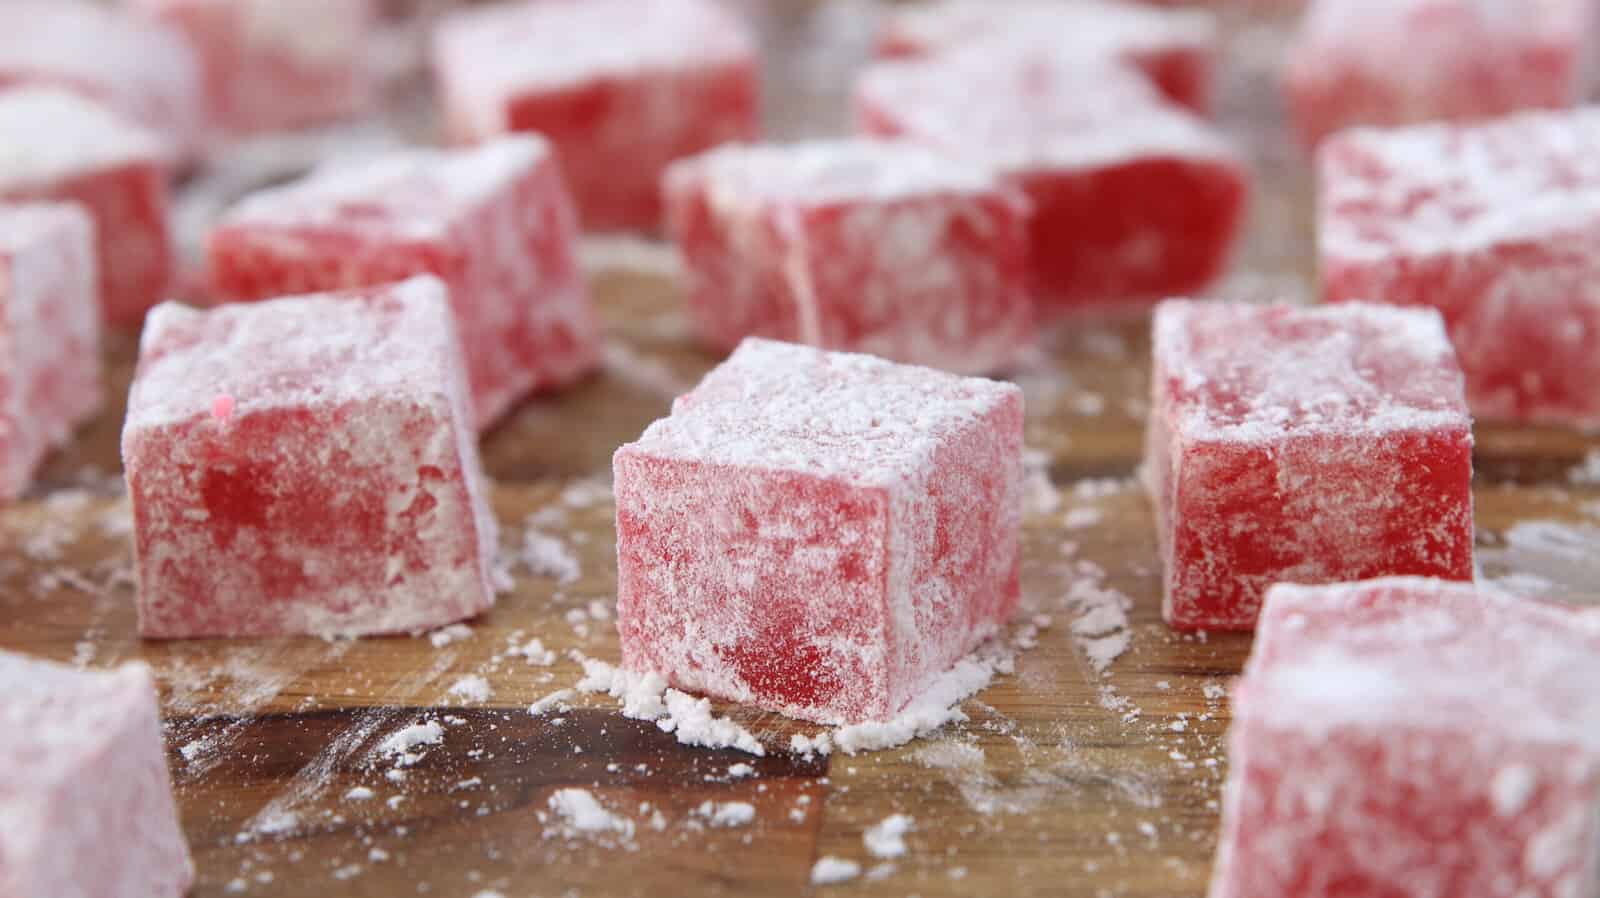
left=3, top=4, right=1600, bottom=897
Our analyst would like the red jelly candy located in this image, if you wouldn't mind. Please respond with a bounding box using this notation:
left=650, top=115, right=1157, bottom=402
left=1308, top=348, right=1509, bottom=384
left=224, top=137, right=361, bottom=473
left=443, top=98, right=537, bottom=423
left=1145, top=301, right=1475, bottom=631
left=614, top=339, right=1024, bottom=725
left=123, top=275, right=499, bottom=638
left=1212, top=577, right=1600, bottom=898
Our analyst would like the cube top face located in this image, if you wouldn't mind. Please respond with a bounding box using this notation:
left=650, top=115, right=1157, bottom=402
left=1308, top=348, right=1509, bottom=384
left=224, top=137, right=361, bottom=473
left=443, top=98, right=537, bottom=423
left=880, top=0, right=1215, bottom=60
left=625, top=338, right=1022, bottom=489
left=0, top=87, right=169, bottom=190
left=1298, top=0, right=1583, bottom=48
left=1250, top=578, right=1600, bottom=749
left=1153, top=301, right=1470, bottom=445
left=143, top=0, right=374, bottom=64
left=434, top=0, right=755, bottom=105
left=128, top=275, right=459, bottom=435
left=0, top=654, right=153, bottom=779
left=219, top=137, right=550, bottom=245
left=856, top=51, right=1232, bottom=174
left=1320, top=109, right=1600, bottom=263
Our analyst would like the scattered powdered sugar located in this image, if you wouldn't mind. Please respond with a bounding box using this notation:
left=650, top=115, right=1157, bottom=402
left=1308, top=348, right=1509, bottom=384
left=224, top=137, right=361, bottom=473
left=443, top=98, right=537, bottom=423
left=1571, top=449, right=1600, bottom=485
left=1023, top=448, right=1063, bottom=515
left=510, top=637, right=557, bottom=666
left=576, top=657, right=765, bottom=756
left=521, top=529, right=581, bottom=584
left=826, top=642, right=1011, bottom=757
left=1063, top=506, right=1103, bottom=530
left=579, top=234, right=681, bottom=278
left=727, top=763, right=755, bottom=778
left=377, top=720, right=444, bottom=758
left=425, top=623, right=473, bottom=648
left=1065, top=561, right=1134, bottom=675
left=344, top=787, right=375, bottom=802
left=545, top=788, right=634, bottom=840
left=811, top=857, right=862, bottom=885
left=693, top=800, right=757, bottom=828
left=863, top=814, right=914, bottom=858
left=1478, top=519, right=1600, bottom=606
left=447, top=675, right=492, bottom=705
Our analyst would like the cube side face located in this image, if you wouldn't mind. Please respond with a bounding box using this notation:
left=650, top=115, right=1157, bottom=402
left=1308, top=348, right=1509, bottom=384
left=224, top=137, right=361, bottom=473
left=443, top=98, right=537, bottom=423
left=1212, top=709, right=1600, bottom=898
left=885, top=389, right=1023, bottom=711
left=127, top=397, right=494, bottom=638
left=614, top=451, right=894, bottom=725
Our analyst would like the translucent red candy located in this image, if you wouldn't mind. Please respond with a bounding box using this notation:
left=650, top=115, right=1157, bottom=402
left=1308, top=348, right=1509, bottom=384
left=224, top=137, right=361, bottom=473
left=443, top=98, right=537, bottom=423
left=875, top=0, right=1218, bottom=114
left=0, top=204, right=101, bottom=500
left=431, top=0, right=760, bottom=231
left=0, top=88, right=174, bottom=327
left=1321, top=108, right=1600, bottom=430
left=663, top=139, right=1033, bottom=375
left=1212, top=577, right=1600, bottom=898
left=856, top=51, right=1246, bottom=315
left=1145, top=301, right=1474, bottom=631
left=123, top=276, right=499, bottom=639
left=209, top=137, right=600, bottom=430
left=1285, top=0, right=1591, bottom=149
left=0, top=654, right=193, bottom=897
left=614, top=339, right=1023, bottom=725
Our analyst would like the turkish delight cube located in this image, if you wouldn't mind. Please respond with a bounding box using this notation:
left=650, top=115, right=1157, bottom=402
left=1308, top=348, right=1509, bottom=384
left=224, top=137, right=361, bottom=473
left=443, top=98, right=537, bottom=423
left=0, top=204, right=101, bottom=501
left=209, top=136, right=600, bottom=430
left=1144, top=301, right=1474, bottom=632
left=614, top=338, right=1024, bottom=726
left=0, top=88, right=174, bottom=327
left=131, top=0, right=376, bottom=136
left=1211, top=577, right=1600, bottom=898
left=122, top=275, right=499, bottom=638
left=856, top=51, right=1247, bottom=315
left=1320, top=109, right=1600, bottom=430
left=431, top=0, right=761, bottom=231
left=0, top=1, right=204, bottom=159
left=876, top=0, right=1218, bottom=114
left=1285, top=0, right=1592, bottom=149
left=662, top=140, right=1034, bottom=375
left=0, top=653, right=193, bottom=897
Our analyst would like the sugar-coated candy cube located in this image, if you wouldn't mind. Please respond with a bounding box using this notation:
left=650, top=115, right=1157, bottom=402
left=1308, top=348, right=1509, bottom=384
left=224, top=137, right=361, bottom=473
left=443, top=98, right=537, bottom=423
left=1285, top=0, right=1591, bottom=149
left=877, top=0, right=1218, bottom=114
left=0, top=652, right=193, bottom=897
left=431, top=0, right=761, bottom=231
left=123, top=275, right=499, bottom=638
left=209, top=137, right=600, bottom=430
left=1321, top=109, right=1600, bottom=430
left=856, top=51, right=1246, bottom=315
left=614, top=338, right=1024, bottom=726
left=1145, top=301, right=1474, bottom=631
left=662, top=140, right=1033, bottom=375
left=0, top=204, right=101, bottom=500
left=131, top=0, right=376, bottom=136
left=1211, top=577, right=1600, bottom=898
left=0, top=0, right=204, bottom=158
left=0, top=88, right=174, bottom=327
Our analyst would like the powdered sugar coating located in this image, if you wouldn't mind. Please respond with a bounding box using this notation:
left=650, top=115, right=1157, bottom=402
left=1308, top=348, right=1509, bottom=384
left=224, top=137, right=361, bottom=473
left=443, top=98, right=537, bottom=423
left=0, top=89, right=170, bottom=189
left=671, top=140, right=1003, bottom=207
left=0, top=654, right=193, bottom=897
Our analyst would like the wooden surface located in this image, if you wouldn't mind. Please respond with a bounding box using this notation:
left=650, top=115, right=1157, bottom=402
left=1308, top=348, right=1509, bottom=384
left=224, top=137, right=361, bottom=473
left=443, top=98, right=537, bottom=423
left=4, top=4, right=1600, bottom=897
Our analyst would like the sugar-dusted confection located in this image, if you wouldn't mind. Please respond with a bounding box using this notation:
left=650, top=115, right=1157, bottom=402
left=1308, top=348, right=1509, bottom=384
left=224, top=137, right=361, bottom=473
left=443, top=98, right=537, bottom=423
left=856, top=51, right=1246, bottom=315
left=0, top=204, right=101, bottom=501
left=131, top=0, right=376, bottom=135
left=0, top=88, right=174, bottom=327
left=614, top=338, right=1023, bottom=725
left=209, top=137, right=600, bottom=430
left=1211, top=577, right=1600, bottom=898
left=1320, top=109, right=1600, bottom=430
left=0, top=0, right=203, bottom=158
left=431, top=0, right=760, bottom=231
left=1145, top=301, right=1474, bottom=631
left=1285, top=0, right=1591, bottom=149
left=0, top=653, right=193, bottom=897
left=123, top=275, right=499, bottom=638
left=876, top=0, right=1218, bottom=113
left=662, top=140, right=1033, bottom=375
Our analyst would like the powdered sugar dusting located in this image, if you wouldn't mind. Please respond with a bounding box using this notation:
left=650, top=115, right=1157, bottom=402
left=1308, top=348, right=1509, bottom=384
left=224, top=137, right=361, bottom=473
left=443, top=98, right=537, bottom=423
left=575, top=657, right=765, bottom=756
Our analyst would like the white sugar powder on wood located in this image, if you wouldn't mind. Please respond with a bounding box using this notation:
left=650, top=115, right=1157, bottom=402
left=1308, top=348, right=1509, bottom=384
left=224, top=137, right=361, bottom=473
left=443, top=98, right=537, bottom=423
left=547, top=788, right=634, bottom=839
left=811, top=857, right=862, bottom=885
left=864, top=814, right=914, bottom=858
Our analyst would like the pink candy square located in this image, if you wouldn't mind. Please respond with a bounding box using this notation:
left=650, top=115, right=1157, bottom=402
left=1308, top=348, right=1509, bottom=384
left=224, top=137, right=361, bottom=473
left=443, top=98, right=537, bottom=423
left=123, top=275, right=499, bottom=638
left=614, top=339, right=1023, bottom=725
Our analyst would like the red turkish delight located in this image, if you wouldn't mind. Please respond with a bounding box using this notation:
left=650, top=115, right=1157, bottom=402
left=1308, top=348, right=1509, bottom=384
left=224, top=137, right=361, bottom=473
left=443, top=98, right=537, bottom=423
left=1211, top=577, right=1600, bottom=898
left=856, top=52, right=1247, bottom=316
left=662, top=140, right=1033, bottom=375
left=1285, top=0, right=1591, bottom=149
left=0, top=88, right=174, bottom=327
left=1321, top=109, right=1600, bottom=430
left=209, top=136, right=600, bottom=430
left=876, top=0, right=1218, bottom=114
left=614, top=338, right=1024, bottom=725
left=0, top=653, right=193, bottom=897
left=431, top=0, right=761, bottom=231
left=131, top=0, right=376, bottom=136
left=1145, top=301, right=1474, bottom=631
left=0, top=1, right=204, bottom=158
left=123, top=275, right=499, bottom=638
left=0, top=204, right=101, bottom=501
